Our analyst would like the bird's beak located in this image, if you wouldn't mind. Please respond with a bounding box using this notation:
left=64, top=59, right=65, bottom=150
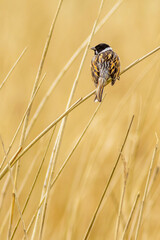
left=91, top=47, right=96, bottom=51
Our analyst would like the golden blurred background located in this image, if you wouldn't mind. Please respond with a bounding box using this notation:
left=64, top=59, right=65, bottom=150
left=0, top=0, right=160, bottom=239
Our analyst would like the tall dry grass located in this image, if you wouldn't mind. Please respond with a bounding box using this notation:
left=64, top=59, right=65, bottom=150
left=0, top=0, right=160, bottom=239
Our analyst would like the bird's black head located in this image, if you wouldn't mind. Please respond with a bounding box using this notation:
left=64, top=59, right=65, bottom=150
left=91, top=43, right=111, bottom=55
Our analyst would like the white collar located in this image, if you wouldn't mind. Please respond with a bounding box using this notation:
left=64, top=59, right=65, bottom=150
left=100, top=47, right=112, bottom=53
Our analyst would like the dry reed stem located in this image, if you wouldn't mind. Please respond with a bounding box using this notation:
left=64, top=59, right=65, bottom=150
left=0, top=208, right=10, bottom=237
left=7, top=163, right=28, bottom=240
left=0, top=135, right=6, bottom=155
left=36, top=142, right=57, bottom=240
left=22, top=199, right=44, bottom=240
left=65, top=145, right=92, bottom=240
left=8, top=192, right=15, bottom=240
left=65, top=147, right=93, bottom=240
left=0, top=101, right=44, bottom=236
left=34, top=134, right=59, bottom=239
left=128, top=202, right=140, bottom=239
left=7, top=147, right=22, bottom=239
left=6, top=74, right=46, bottom=240
left=20, top=98, right=103, bottom=238
left=20, top=0, right=64, bottom=145
left=0, top=47, right=27, bottom=90
left=147, top=154, right=160, bottom=206
left=135, top=136, right=159, bottom=240
left=83, top=115, right=134, bottom=240
left=120, top=46, right=160, bottom=75
left=129, top=142, right=159, bottom=238
left=29, top=98, right=82, bottom=240
left=0, top=73, right=46, bottom=170
left=0, top=46, right=159, bottom=180
left=64, top=115, right=107, bottom=240
left=37, top=1, right=106, bottom=239
left=0, top=174, right=10, bottom=212
left=51, top=95, right=104, bottom=187
left=10, top=0, right=62, bottom=223
left=0, top=153, right=38, bottom=237
left=115, top=154, right=128, bottom=240
left=25, top=0, right=124, bottom=136
left=0, top=97, right=83, bottom=179
left=10, top=128, right=55, bottom=240
left=146, top=140, right=160, bottom=194
left=148, top=165, right=160, bottom=193
left=121, top=193, right=140, bottom=240
left=30, top=128, right=56, bottom=240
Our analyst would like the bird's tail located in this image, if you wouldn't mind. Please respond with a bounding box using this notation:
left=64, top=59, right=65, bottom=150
left=94, top=77, right=104, bottom=102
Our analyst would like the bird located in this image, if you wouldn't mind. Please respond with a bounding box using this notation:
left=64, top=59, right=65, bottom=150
left=91, top=43, right=120, bottom=102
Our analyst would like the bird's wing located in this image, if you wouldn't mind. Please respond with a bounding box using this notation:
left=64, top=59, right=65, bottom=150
left=99, top=51, right=120, bottom=85
left=91, top=55, right=100, bottom=87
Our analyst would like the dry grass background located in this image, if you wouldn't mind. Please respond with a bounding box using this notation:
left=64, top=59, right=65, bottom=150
left=0, top=0, right=160, bottom=239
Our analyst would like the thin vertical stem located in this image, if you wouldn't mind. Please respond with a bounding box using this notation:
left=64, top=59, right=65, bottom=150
left=121, top=193, right=140, bottom=240
left=83, top=116, right=134, bottom=240
left=135, top=138, right=158, bottom=240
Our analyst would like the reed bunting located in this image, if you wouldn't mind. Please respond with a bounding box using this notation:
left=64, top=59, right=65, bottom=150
left=91, top=43, right=120, bottom=102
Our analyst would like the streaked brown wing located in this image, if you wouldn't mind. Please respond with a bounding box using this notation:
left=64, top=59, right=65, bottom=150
left=113, top=54, right=120, bottom=80
left=91, top=55, right=99, bottom=87
left=99, top=50, right=120, bottom=85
